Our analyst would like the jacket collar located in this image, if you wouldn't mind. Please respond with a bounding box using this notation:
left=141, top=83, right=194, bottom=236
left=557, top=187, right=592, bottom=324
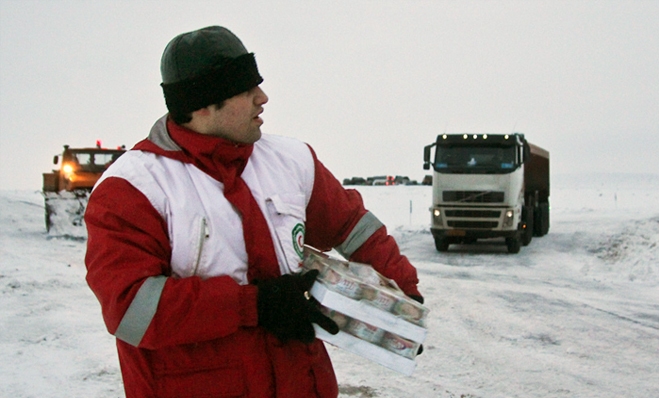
left=134, top=114, right=254, bottom=182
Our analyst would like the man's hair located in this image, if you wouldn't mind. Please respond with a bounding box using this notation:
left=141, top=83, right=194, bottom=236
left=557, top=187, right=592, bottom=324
left=169, top=102, right=225, bottom=125
left=169, top=110, right=193, bottom=125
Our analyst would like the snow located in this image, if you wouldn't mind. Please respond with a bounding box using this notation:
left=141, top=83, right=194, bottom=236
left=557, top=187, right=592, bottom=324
left=1, top=173, right=658, bottom=398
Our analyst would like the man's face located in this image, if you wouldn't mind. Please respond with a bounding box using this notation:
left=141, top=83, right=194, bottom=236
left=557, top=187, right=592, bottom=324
left=205, top=86, right=269, bottom=144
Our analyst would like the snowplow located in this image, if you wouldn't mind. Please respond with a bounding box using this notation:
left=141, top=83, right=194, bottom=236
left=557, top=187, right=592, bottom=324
left=42, top=143, right=126, bottom=233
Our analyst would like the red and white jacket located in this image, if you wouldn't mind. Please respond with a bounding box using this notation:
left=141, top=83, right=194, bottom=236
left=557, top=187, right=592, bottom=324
left=85, top=115, right=421, bottom=398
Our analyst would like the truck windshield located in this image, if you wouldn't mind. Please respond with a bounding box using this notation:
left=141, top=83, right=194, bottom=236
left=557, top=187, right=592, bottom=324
left=434, top=145, right=518, bottom=174
left=70, top=151, right=124, bottom=172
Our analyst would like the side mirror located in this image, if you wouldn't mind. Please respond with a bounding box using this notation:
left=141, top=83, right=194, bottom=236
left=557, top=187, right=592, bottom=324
left=423, top=143, right=435, bottom=170
left=53, top=155, right=59, bottom=165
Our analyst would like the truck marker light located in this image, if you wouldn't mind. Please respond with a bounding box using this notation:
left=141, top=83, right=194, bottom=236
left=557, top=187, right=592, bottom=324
left=483, top=134, right=488, bottom=139
left=463, top=134, right=468, bottom=139
left=473, top=135, right=477, bottom=139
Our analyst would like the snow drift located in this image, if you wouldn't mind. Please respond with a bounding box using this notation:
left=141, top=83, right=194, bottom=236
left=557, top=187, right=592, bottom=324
left=1, top=173, right=658, bottom=397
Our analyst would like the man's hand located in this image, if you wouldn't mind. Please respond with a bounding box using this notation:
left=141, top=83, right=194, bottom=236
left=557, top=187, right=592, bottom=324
left=408, top=294, right=425, bottom=355
left=256, top=270, right=339, bottom=343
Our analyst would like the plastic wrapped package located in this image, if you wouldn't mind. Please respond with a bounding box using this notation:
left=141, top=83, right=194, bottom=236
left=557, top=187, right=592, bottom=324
left=303, top=245, right=429, bottom=375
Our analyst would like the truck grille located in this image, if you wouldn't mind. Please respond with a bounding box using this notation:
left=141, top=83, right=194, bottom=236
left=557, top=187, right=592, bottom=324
left=447, top=221, right=499, bottom=229
left=445, top=210, right=501, bottom=218
left=443, top=191, right=505, bottom=203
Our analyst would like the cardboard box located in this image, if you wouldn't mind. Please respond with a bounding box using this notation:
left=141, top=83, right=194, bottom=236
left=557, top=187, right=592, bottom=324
left=303, top=246, right=428, bottom=375
left=314, top=326, right=417, bottom=376
left=310, top=281, right=427, bottom=342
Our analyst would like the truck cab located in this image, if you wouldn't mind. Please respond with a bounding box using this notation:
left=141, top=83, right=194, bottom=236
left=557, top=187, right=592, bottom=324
left=42, top=143, right=126, bottom=233
left=423, top=133, right=549, bottom=253
left=43, top=144, right=126, bottom=194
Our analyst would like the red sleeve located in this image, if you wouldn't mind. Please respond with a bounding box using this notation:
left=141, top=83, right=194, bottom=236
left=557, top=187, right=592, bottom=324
left=304, top=148, right=421, bottom=297
left=84, top=177, right=258, bottom=349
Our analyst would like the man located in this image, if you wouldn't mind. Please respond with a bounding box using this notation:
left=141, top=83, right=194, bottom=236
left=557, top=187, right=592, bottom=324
left=85, top=25, right=422, bottom=398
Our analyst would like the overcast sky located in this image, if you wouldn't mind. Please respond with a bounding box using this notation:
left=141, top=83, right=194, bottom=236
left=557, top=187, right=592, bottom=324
left=1, top=0, right=658, bottom=190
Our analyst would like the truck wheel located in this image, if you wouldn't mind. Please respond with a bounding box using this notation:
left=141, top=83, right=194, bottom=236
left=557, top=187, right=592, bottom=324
left=506, top=236, right=521, bottom=254
left=533, top=206, right=542, bottom=236
left=540, top=202, right=550, bottom=235
left=533, top=202, right=550, bottom=237
left=522, top=206, right=533, bottom=246
left=434, top=237, right=450, bottom=252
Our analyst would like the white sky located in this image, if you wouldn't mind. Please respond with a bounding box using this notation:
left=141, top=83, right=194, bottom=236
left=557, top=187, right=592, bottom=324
left=1, top=0, right=658, bottom=190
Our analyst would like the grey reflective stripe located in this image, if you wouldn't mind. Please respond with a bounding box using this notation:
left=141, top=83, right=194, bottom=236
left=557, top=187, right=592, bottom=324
left=114, top=276, right=167, bottom=346
left=147, top=114, right=182, bottom=151
left=335, top=211, right=384, bottom=258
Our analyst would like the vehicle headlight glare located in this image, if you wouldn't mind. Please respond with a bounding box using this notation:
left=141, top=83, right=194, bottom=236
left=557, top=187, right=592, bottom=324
left=503, top=209, right=514, bottom=228
left=62, top=164, right=74, bottom=176
left=432, top=208, right=442, bottom=225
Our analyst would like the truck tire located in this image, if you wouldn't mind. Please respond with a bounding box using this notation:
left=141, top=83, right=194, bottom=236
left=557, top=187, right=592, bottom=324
left=506, top=236, right=521, bottom=254
left=522, top=206, right=533, bottom=246
left=533, top=202, right=550, bottom=236
left=434, top=237, right=450, bottom=252
left=540, top=202, right=550, bottom=235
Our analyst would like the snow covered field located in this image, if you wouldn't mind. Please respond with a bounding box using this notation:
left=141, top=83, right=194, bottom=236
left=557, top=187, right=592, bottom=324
left=1, top=173, right=658, bottom=398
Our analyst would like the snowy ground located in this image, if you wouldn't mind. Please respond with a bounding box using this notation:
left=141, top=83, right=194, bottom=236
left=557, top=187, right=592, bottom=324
left=1, top=173, right=658, bottom=398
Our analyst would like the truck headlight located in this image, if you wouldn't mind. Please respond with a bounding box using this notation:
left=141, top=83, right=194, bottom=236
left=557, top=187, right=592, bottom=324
left=61, top=163, right=76, bottom=180
left=432, top=208, right=442, bottom=226
left=62, top=163, right=74, bottom=175
left=503, top=209, right=514, bottom=228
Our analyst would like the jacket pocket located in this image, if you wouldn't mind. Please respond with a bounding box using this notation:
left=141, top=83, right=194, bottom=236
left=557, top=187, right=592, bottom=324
left=170, top=215, right=209, bottom=278
left=154, top=361, right=246, bottom=398
left=265, top=193, right=306, bottom=274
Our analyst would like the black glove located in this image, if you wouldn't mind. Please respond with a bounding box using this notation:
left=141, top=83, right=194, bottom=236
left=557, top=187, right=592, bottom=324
left=256, top=269, right=339, bottom=344
left=408, top=294, right=425, bottom=355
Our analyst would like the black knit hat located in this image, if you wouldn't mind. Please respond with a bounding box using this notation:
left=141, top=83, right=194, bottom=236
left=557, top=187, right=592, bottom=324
left=160, top=26, right=263, bottom=116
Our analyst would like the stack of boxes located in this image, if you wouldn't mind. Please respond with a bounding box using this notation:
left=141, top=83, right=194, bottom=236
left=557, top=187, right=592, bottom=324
left=303, top=246, right=429, bottom=375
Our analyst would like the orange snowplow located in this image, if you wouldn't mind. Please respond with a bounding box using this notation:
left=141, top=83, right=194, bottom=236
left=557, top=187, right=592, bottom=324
left=42, top=143, right=126, bottom=233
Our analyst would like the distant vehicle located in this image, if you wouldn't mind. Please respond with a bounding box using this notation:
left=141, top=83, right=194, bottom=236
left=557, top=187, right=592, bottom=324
left=373, top=175, right=395, bottom=186
left=423, top=133, right=549, bottom=253
left=342, top=176, right=369, bottom=186
left=343, top=175, right=418, bottom=186
left=42, top=143, right=126, bottom=232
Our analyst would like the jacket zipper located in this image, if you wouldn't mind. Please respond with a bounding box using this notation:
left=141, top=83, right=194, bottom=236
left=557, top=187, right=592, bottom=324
left=266, top=198, right=290, bottom=273
left=192, top=217, right=209, bottom=276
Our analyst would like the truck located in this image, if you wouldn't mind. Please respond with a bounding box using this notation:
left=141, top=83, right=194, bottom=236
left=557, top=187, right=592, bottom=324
left=42, top=143, right=126, bottom=233
left=423, top=133, right=549, bottom=253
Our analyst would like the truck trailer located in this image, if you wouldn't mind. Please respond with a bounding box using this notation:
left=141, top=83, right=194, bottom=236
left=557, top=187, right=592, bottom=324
left=423, top=133, right=549, bottom=253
